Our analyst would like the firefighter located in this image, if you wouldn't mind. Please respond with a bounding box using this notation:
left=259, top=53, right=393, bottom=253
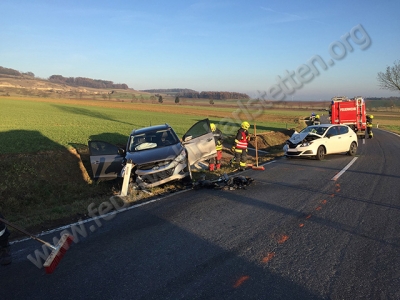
left=366, top=114, right=374, bottom=138
left=209, top=123, right=223, bottom=171
left=310, top=112, right=316, bottom=122
left=314, top=114, right=321, bottom=125
left=0, top=213, right=12, bottom=266
left=232, top=121, right=250, bottom=171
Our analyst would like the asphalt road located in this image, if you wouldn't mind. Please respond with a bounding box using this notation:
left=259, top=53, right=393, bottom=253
left=2, top=128, right=400, bottom=299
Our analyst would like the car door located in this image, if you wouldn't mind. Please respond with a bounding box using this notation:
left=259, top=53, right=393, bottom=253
left=182, top=118, right=217, bottom=166
left=338, top=125, right=354, bottom=152
left=333, top=125, right=351, bottom=152
left=88, top=141, right=124, bottom=180
left=324, top=126, right=342, bottom=154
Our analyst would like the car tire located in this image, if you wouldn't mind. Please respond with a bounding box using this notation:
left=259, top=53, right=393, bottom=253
left=347, top=142, right=357, bottom=156
left=315, top=146, right=325, bottom=160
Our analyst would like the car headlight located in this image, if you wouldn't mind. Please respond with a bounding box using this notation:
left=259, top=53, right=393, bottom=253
left=300, top=142, right=313, bottom=147
left=174, top=150, right=187, bottom=163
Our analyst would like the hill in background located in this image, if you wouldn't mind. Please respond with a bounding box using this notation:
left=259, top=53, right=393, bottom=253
left=0, top=66, right=251, bottom=101
left=0, top=65, right=137, bottom=99
left=1, top=65, right=399, bottom=110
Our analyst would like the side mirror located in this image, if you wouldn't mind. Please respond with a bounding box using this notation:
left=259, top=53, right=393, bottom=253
left=183, top=135, right=193, bottom=142
left=326, top=134, right=331, bottom=139
left=118, top=148, right=126, bottom=156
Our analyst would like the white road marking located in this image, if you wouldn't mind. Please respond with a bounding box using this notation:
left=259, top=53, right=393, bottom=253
left=10, top=189, right=189, bottom=244
left=378, top=128, right=400, bottom=138
left=331, top=157, right=358, bottom=181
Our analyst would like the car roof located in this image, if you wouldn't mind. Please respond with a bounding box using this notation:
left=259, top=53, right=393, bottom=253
left=309, top=124, right=347, bottom=127
left=130, top=124, right=171, bottom=135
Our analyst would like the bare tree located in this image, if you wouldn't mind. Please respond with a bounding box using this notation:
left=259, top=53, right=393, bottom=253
left=377, top=60, right=400, bottom=92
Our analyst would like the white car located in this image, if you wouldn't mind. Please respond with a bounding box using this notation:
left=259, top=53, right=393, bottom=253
left=283, top=124, right=358, bottom=160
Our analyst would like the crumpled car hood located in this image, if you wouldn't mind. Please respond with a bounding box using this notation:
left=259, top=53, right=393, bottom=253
left=125, top=143, right=184, bottom=165
left=288, top=131, right=322, bottom=144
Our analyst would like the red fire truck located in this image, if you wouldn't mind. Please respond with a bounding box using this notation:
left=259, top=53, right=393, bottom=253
left=330, top=96, right=366, bottom=138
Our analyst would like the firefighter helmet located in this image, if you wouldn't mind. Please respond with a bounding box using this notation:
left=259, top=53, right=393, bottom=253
left=210, top=123, right=216, bottom=132
left=369, top=115, right=374, bottom=119
left=241, top=121, right=250, bottom=130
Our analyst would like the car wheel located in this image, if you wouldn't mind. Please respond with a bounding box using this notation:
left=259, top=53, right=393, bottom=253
left=315, top=146, right=325, bottom=160
left=347, top=142, right=357, bottom=156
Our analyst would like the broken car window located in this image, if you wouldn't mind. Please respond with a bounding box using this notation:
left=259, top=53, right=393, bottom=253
left=129, top=129, right=179, bottom=152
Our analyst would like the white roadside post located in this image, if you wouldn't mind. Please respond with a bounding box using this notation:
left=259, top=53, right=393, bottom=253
left=120, top=160, right=134, bottom=196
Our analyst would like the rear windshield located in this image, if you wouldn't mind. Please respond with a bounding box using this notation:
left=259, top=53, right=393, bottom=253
left=128, top=129, right=179, bottom=152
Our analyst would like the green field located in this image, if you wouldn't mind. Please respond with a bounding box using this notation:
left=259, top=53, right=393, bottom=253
left=372, top=111, right=400, bottom=134
left=0, top=97, right=304, bottom=154
left=1, top=99, right=196, bottom=153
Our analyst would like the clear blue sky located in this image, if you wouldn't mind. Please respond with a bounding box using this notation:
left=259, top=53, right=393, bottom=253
left=1, top=0, right=399, bottom=100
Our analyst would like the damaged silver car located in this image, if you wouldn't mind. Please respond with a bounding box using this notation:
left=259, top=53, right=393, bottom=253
left=88, top=119, right=216, bottom=188
left=283, top=124, right=358, bottom=160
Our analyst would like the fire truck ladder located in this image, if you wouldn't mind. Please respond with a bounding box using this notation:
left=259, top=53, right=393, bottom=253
left=355, top=97, right=364, bottom=133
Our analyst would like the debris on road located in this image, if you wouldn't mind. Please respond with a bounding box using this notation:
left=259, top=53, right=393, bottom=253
left=193, top=173, right=254, bottom=190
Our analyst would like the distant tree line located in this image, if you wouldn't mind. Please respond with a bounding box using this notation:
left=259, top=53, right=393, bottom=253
left=181, top=91, right=250, bottom=100
left=0, top=66, right=21, bottom=76
left=140, top=88, right=250, bottom=100
left=141, top=88, right=197, bottom=94
left=48, top=75, right=129, bottom=89
left=365, top=97, right=400, bottom=101
left=365, top=97, right=400, bottom=110
left=142, top=89, right=250, bottom=100
left=0, top=66, right=34, bottom=77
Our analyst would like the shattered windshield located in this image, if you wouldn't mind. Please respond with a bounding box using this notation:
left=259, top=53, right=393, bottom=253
left=128, top=129, right=179, bottom=152
left=300, top=126, right=328, bottom=136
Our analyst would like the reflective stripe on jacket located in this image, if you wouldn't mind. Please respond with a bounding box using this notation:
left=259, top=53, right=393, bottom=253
left=235, top=128, right=248, bottom=150
left=213, top=128, right=223, bottom=151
